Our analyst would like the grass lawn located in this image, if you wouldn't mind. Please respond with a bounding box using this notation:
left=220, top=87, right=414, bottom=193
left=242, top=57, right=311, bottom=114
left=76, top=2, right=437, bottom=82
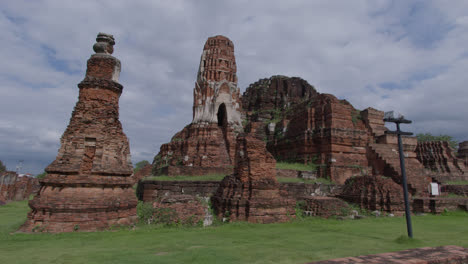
left=276, top=162, right=316, bottom=171
left=276, top=177, right=332, bottom=184
left=1, top=201, right=467, bottom=264
left=445, top=180, right=468, bottom=185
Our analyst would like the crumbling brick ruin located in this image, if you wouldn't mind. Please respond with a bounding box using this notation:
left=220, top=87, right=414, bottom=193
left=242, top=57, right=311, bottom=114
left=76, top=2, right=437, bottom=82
left=139, top=37, right=443, bottom=216
left=339, top=175, right=406, bottom=214
left=16, top=33, right=461, bottom=225
left=242, top=76, right=431, bottom=193
left=458, top=141, right=468, bottom=166
left=19, top=33, right=137, bottom=232
left=211, top=135, right=295, bottom=223
left=416, top=141, right=467, bottom=177
left=243, top=76, right=372, bottom=184
left=152, top=35, right=242, bottom=176
left=0, top=172, right=39, bottom=205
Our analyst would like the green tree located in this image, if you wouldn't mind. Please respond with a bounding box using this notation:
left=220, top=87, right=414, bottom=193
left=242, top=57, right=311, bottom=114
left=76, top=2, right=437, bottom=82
left=0, top=160, right=6, bottom=173
left=36, top=171, right=47, bottom=179
left=416, top=133, right=458, bottom=149
left=134, top=160, right=150, bottom=173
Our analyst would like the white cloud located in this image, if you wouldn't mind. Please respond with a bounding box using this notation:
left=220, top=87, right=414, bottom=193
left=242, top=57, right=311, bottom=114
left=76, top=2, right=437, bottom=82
left=1, top=0, right=467, bottom=173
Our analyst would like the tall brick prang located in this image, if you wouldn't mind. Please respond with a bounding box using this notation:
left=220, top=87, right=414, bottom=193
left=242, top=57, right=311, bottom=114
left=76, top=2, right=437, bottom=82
left=19, top=33, right=137, bottom=233
left=193, top=35, right=242, bottom=129
left=152, top=36, right=242, bottom=176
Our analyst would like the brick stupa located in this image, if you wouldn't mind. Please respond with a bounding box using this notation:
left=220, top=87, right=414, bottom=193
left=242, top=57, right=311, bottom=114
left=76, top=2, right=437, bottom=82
left=152, top=35, right=243, bottom=176
left=20, top=33, right=137, bottom=232
left=211, top=135, right=295, bottom=223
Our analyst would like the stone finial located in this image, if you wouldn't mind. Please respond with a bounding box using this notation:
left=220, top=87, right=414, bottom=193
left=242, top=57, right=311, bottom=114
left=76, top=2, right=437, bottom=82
left=93, top=32, right=115, bottom=54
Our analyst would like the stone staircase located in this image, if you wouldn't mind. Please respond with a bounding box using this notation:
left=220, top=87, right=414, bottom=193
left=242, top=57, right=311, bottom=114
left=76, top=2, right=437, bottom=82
left=368, top=143, right=430, bottom=196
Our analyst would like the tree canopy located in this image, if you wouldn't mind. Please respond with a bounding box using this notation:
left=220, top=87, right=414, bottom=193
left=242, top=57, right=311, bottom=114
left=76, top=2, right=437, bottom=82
left=36, top=171, right=47, bottom=179
left=134, top=160, right=150, bottom=173
left=416, top=133, right=458, bottom=149
left=0, top=160, right=6, bottom=173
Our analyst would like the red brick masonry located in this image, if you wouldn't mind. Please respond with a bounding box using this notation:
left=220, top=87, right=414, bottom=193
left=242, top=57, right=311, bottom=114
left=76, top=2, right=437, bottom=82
left=308, top=245, right=468, bottom=264
left=19, top=33, right=137, bottom=233
left=211, top=135, right=295, bottom=223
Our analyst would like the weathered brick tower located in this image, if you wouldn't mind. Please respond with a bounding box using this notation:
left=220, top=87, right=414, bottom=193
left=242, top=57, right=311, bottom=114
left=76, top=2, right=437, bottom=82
left=152, top=35, right=243, bottom=176
left=192, top=35, right=243, bottom=130
left=20, top=33, right=137, bottom=232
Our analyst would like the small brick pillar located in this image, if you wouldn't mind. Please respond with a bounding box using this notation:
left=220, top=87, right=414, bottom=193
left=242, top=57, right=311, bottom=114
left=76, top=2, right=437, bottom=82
left=211, top=135, right=295, bottom=223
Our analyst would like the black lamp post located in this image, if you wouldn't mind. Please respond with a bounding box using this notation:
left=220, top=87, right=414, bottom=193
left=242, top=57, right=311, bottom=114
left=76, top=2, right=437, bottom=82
left=383, top=111, right=414, bottom=238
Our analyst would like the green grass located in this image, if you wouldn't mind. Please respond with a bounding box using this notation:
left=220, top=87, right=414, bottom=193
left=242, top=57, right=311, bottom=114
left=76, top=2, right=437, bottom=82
left=444, top=193, right=466, bottom=198
left=1, top=201, right=467, bottom=264
left=276, top=162, right=317, bottom=171
left=445, top=180, right=468, bottom=185
left=143, top=174, right=226, bottom=181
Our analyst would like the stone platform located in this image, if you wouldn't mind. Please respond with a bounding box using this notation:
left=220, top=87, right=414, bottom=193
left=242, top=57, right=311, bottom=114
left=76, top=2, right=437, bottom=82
left=308, top=245, right=468, bottom=264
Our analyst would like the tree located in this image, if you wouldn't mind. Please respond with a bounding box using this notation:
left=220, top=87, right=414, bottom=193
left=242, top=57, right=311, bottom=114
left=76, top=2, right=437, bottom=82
left=134, top=160, right=150, bottom=173
left=416, top=133, right=458, bottom=149
left=36, top=171, right=47, bottom=179
left=0, top=160, right=6, bottom=173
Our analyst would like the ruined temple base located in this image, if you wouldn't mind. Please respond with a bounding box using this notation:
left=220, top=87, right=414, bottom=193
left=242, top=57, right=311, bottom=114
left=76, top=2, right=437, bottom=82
left=302, top=196, right=350, bottom=218
left=18, top=176, right=138, bottom=233
left=151, top=194, right=206, bottom=226
left=19, top=209, right=137, bottom=233
left=339, top=175, right=407, bottom=214
left=212, top=176, right=295, bottom=223
left=308, top=245, right=468, bottom=264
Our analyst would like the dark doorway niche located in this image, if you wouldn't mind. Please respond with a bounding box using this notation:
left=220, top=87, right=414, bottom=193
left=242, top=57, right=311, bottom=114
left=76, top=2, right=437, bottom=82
left=217, top=103, right=228, bottom=127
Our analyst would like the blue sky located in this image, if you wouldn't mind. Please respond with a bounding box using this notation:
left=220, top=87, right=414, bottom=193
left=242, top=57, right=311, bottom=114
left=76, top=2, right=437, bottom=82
left=1, top=0, right=468, bottom=174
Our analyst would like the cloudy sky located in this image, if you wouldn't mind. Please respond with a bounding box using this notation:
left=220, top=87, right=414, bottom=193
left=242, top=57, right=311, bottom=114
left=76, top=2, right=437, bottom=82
left=1, top=0, right=467, bottom=174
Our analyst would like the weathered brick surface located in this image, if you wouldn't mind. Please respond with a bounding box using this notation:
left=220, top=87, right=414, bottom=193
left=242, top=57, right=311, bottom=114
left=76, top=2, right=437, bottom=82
left=211, top=135, right=295, bottom=223
left=458, top=141, right=468, bottom=166
left=19, top=33, right=137, bottom=233
left=368, top=135, right=431, bottom=197
left=242, top=76, right=318, bottom=124
left=243, top=77, right=371, bottom=185
left=280, top=183, right=342, bottom=200
left=339, top=175, right=407, bottom=214
left=442, top=184, right=468, bottom=196
left=152, top=195, right=205, bottom=226
left=159, top=165, right=232, bottom=176
left=302, top=196, right=350, bottom=218
left=416, top=141, right=467, bottom=175
left=308, top=245, right=468, bottom=264
left=413, top=197, right=468, bottom=213
left=153, top=124, right=236, bottom=172
left=0, top=172, right=39, bottom=203
left=133, top=164, right=153, bottom=181
left=137, top=180, right=341, bottom=202
left=137, top=181, right=220, bottom=201
left=432, top=175, right=468, bottom=184
left=242, top=76, right=432, bottom=202
left=152, top=36, right=243, bottom=176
